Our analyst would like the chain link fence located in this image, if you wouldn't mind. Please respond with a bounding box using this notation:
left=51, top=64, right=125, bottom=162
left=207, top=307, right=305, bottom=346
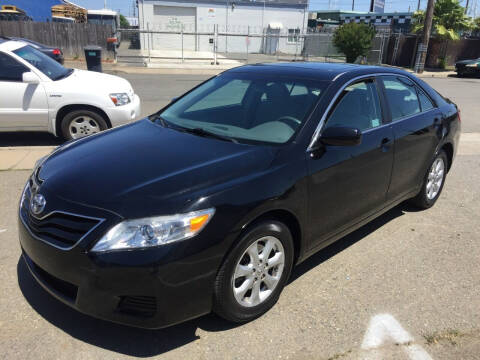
left=116, top=26, right=389, bottom=66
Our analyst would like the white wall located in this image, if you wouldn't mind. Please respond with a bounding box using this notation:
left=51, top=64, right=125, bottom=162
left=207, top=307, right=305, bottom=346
left=138, top=0, right=307, bottom=54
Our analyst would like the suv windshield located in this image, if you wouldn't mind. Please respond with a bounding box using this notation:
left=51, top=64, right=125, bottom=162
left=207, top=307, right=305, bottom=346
left=13, top=45, right=71, bottom=81
left=158, top=74, right=328, bottom=145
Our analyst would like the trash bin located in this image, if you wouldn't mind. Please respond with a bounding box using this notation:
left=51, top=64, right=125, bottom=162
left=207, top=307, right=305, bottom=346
left=84, top=46, right=102, bottom=72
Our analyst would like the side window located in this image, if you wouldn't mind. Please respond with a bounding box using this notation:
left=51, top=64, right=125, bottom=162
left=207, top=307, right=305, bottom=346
left=417, top=88, right=435, bottom=112
left=186, top=79, right=250, bottom=112
left=0, top=52, right=28, bottom=82
left=382, top=76, right=420, bottom=120
left=326, top=79, right=382, bottom=131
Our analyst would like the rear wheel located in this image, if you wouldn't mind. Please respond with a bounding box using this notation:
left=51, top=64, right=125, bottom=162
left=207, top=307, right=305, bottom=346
left=60, top=109, right=108, bottom=140
left=410, top=150, right=448, bottom=209
left=213, top=220, right=294, bottom=323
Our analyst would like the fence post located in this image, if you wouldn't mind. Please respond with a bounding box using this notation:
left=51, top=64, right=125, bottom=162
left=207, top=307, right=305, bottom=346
left=213, top=24, right=218, bottom=65
left=246, top=26, right=249, bottom=64
left=146, top=23, right=152, bottom=64
left=325, top=34, right=330, bottom=62
left=181, top=25, right=184, bottom=63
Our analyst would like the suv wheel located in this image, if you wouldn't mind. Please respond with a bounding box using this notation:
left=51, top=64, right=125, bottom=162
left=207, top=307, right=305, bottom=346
left=61, top=109, right=108, bottom=140
left=213, top=220, right=294, bottom=323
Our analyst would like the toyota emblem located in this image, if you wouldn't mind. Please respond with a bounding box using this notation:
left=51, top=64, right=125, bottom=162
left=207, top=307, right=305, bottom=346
left=30, top=194, right=46, bottom=215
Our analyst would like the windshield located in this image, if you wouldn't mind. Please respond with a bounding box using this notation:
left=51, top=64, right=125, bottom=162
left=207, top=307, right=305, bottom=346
left=158, top=73, right=328, bottom=145
left=13, top=45, right=71, bottom=81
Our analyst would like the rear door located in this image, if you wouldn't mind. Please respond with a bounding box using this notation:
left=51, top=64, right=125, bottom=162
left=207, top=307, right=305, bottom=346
left=380, top=75, right=441, bottom=201
left=0, top=51, right=49, bottom=130
left=307, top=77, right=394, bottom=248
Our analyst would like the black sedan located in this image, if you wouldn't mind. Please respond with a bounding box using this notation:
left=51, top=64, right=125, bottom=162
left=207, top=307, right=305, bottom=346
left=18, top=63, right=460, bottom=329
left=9, top=37, right=64, bottom=64
left=455, top=58, right=480, bottom=77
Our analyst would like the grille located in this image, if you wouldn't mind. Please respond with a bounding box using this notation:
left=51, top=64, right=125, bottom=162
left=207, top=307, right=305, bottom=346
left=117, top=296, right=157, bottom=318
left=20, top=183, right=102, bottom=249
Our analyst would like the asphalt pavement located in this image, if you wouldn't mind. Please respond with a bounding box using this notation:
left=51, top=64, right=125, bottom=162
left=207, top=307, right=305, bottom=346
left=0, top=74, right=479, bottom=360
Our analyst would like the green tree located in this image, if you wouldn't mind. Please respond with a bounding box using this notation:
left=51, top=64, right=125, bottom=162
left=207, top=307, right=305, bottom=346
left=411, top=0, right=471, bottom=40
left=120, top=14, right=130, bottom=29
left=333, top=22, right=376, bottom=63
left=473, top=17, right=480, bottom=32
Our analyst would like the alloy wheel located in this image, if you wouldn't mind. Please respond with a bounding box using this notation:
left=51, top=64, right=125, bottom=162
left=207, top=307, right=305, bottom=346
left=232, top=236, right=285, bottom=307
left=69, top=116, right=100, bottom=139
left=426, top=157, right=445, bottom=200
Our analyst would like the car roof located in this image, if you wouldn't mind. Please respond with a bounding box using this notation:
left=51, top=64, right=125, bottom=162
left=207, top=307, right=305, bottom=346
left=0, top=38, right=30, bottom=52
left=226, top=62, right=408, bottom=81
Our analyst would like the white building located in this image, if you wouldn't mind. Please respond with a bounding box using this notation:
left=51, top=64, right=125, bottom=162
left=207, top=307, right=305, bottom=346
left=137, top=0, right=308, bottom=54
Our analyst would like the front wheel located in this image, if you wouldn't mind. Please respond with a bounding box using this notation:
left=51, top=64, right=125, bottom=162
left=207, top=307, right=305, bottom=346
left=410, top=150, right=448, bottom=209
left=60, top=109, right=108, bottom=140
left=213, top=221, right=294, bottom=323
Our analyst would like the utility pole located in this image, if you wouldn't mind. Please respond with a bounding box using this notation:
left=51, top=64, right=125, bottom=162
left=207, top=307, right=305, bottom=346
left=352, top=0, right=355, bottom=11
left=465, top=0, right=470, bottom=14
left=369, top=0, right=374, bottom=12
left=414, top=0, right=435, bottom=73
left=417, top=0, right=421, bottom=10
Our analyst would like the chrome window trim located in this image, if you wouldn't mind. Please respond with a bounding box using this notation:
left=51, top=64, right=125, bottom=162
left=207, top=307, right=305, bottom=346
left=19, top=182, right=106, bottom=251
left=307, top=72, right=437, bottom=151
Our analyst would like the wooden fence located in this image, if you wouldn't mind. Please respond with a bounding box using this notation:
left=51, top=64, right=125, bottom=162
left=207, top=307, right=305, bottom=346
left=0, top=21, right=115, bottom=59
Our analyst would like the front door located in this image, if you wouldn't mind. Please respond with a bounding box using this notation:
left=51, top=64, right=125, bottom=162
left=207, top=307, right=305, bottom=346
left=0, top=52, right=48, bottom=130
left=307, top=78, right=394, bottom=249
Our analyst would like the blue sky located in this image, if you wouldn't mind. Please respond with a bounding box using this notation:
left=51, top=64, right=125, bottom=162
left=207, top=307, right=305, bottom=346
left=72, top=0, right=474, bottom=15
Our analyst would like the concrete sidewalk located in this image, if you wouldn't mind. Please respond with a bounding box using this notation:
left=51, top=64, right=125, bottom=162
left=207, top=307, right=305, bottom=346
left=0, top=146, right=55, bottom=171
left=65, top=59, right=458, bottom=77
left=1, top=133, right=479, bottom=171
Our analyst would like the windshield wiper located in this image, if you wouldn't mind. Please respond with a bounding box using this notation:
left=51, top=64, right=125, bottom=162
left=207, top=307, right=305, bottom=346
left=150, top=114, right=171, bottom=128
left=182, top=127, right=238, bottom=143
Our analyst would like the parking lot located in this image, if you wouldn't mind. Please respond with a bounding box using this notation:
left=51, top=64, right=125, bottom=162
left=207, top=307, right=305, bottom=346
left=0, top=74, right=479, bottom=359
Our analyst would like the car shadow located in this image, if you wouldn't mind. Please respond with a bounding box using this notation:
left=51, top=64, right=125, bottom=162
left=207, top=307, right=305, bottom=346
left=0, top=132, right=64, bottom=147
left=17, top=202, right=413, bottom=357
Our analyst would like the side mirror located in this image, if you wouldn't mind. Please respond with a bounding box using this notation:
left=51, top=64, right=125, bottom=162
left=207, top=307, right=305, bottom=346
left=22, top=72, right=40, bottom=84
left=320, top=126, right=362, bottom=146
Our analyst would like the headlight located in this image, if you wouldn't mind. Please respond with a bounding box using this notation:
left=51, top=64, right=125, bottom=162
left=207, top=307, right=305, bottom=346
left=91, top=208, right=215, bottom=252
left=110, top=93, right=131, bottom=106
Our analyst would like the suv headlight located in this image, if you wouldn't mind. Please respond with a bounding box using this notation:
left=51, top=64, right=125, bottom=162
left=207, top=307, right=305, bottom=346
left=110, top=93, right=131, bottom=106
left=91, top=208, right=215, bottom=252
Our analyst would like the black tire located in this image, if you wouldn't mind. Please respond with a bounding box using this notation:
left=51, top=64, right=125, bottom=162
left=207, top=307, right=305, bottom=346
left=410, top=150, right=448, bottom=209
left=60, top=109, right=108, bottom=140
left=213, top=220, right=294, bottom=323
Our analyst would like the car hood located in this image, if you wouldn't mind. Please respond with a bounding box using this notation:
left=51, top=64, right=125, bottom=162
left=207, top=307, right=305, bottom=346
left=456, top=59, right=480, bottom=65
left=57, top=69, right=132, bottom=93
left=37, top=120, right=277, bottom=218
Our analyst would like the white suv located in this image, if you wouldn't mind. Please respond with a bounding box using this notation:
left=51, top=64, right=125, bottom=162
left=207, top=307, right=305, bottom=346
left=0, top=38, right=141, bottom=139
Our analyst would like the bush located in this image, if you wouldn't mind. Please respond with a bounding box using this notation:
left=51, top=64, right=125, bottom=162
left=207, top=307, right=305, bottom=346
left=333, top=23, right=376, bottom=63
left=438, top=56, right=449, bottom=69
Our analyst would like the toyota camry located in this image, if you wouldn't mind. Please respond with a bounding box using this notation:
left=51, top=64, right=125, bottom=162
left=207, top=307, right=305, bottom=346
left=19, top=63, right=460, bottom=329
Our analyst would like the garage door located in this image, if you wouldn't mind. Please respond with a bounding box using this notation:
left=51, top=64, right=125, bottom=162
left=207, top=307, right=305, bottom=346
left=153, top=5, right=196, bottom=50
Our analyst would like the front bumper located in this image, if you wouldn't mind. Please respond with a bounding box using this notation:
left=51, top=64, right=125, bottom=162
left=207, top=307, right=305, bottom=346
left=18, top=201, right=223, bottom=329
left=455, top=64, right=480, bottom=76
left=105, top=94, right=141, bottom=128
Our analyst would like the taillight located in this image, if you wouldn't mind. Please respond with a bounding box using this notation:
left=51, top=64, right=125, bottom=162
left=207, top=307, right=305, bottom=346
left=52, top=48, right=61, bottom=55
left=457, top=108, right=461, bottom=122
